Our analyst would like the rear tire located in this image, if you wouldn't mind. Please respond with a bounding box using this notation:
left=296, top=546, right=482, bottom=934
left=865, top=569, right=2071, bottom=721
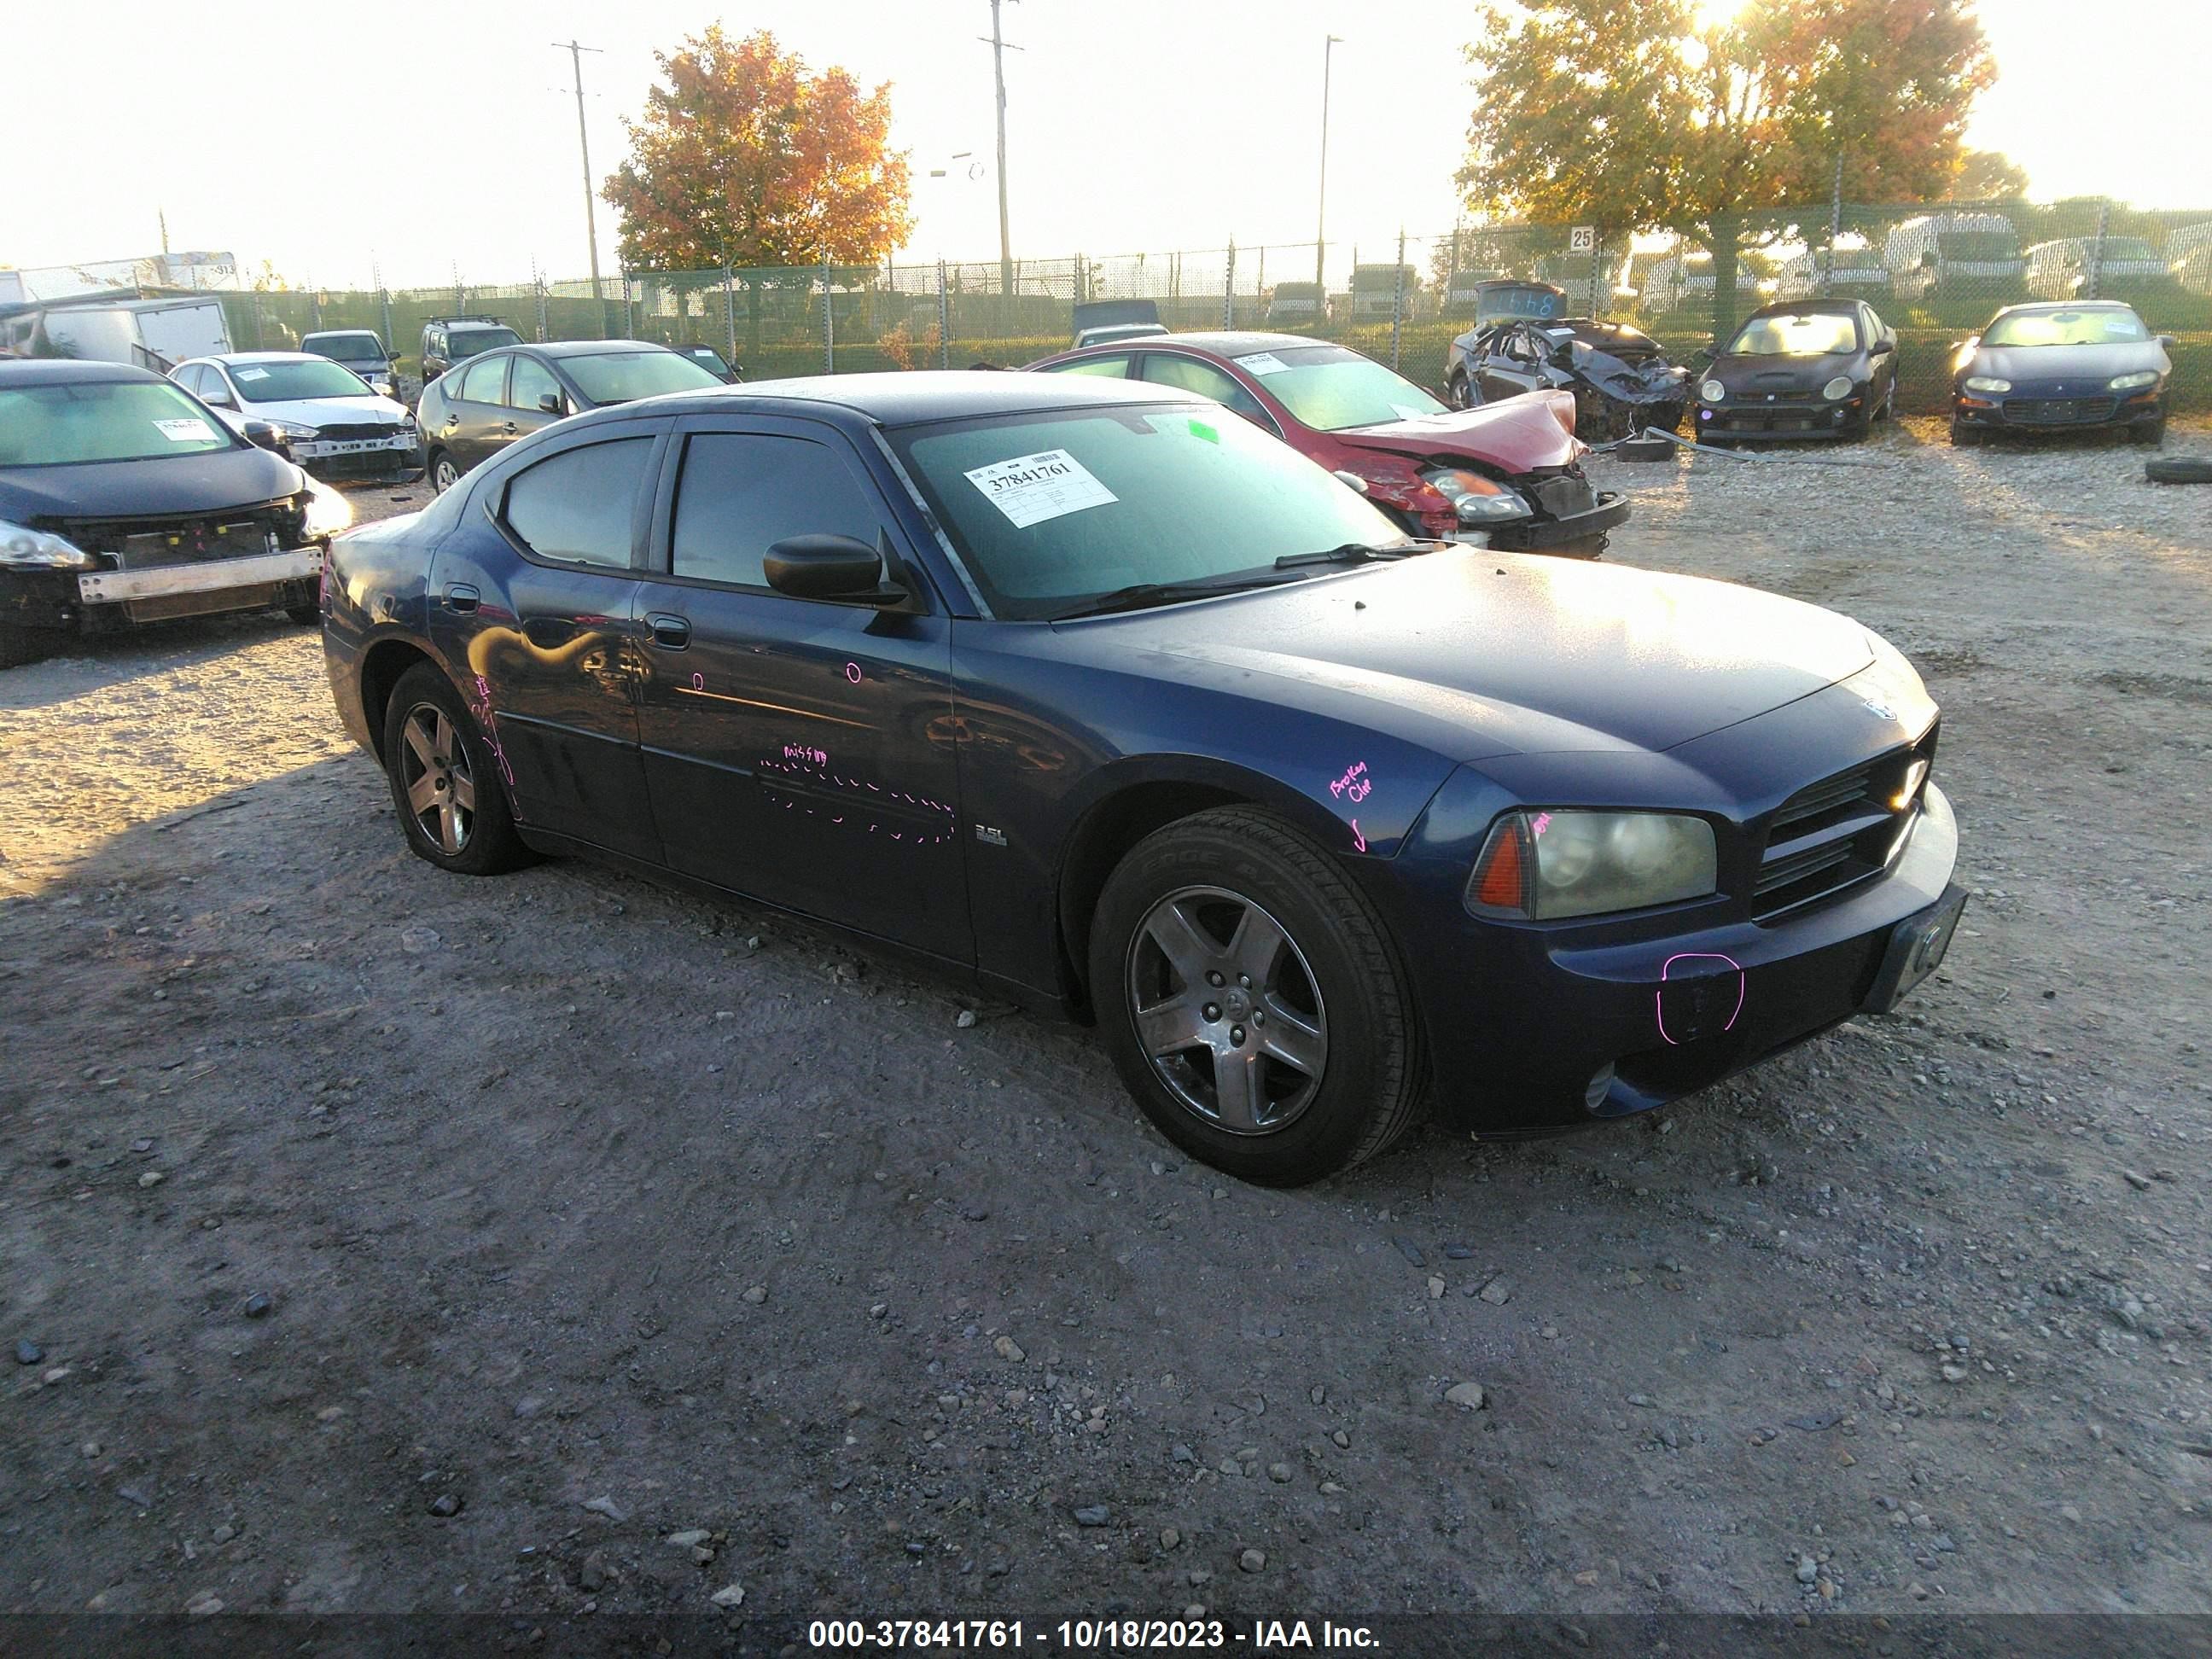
left=428, top=450, right=461, bottom=495
left=380, top=662, right=533, bottom=876
left=1087, top=807, right=1423, bottom=1187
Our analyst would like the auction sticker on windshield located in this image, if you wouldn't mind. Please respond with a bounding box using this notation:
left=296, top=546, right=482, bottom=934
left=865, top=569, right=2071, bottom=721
left=154, top=418, right=218, bottom=443
left=964, top=449, right=1117, bottom=529
left=1233, top=352, right=1291, bottom=376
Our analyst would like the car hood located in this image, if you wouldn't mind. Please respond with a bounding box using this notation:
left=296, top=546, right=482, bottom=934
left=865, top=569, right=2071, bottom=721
left=0, top=447, right=306, bottom=525
left=1330, top=393, right=1582, bottom=474
left=239, top=393, right=411, bottom=427
left=1965, top=340, right=2168, bottom=383
left=1707, top=349, right=1856, bottom=390
left=1063, top=549, right=1875, bottom=760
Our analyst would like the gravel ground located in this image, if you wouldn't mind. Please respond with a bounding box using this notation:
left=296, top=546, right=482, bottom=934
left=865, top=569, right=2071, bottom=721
left=3, top=424, right=2210, bottom=1627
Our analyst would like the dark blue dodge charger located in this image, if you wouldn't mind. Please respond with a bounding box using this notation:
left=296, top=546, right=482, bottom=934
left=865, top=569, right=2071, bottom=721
left=323, top=372, right=1964, bottom=1186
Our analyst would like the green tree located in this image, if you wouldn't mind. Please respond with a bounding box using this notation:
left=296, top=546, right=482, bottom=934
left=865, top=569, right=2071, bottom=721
left=1947, top=147, right=2031, bottom=202
left=1457, top=0, right=1993, bottom=340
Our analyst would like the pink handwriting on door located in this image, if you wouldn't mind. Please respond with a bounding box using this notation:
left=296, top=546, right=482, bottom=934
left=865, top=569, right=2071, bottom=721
left=1330, top=761, right=1371, bottom=803
left=469, top=675, right=515, bottom=787
left=783, top=743, right=828, bottom=766
left=844, top=661, right=864, bottom=684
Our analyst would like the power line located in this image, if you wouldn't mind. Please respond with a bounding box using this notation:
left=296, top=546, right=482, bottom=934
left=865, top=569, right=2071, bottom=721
left=554, top=39, right=606, bottom=302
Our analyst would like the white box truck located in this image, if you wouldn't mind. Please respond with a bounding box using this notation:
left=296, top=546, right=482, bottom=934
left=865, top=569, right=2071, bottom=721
left=27, top=294, right=233, bottom=372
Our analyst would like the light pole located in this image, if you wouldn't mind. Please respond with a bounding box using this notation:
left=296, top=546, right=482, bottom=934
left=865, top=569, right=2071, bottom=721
left=1314, top=34, right=1342, bottom=296
left=553, top=38, right=605, bottom=303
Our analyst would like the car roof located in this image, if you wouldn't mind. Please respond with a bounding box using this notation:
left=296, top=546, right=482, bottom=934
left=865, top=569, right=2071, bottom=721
left=1990, top=299, right=2138, bottom=314
left=302, top=329, right=380, bottom=341
left=1740, top=298, right=1863, bottom=319
left=520, top=339, right=678, bottom=360
left=200, top=351, right=325, bottom=365
left=0, top=358, right=166, bottom=387
left=571, top=369, right=1188, bottom=428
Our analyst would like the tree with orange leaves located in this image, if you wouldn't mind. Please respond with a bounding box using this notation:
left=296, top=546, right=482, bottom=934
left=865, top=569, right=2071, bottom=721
left=602, top=26, right=913, bottom=347
left=1457, top=0, right=1993, bottom=340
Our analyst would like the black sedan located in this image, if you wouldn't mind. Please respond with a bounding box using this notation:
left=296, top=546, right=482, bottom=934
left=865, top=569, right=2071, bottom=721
left=1949, top=301, right=2172, bottom=446
left=417, top=339, right=725, bottom=493
left=2, top=359, right=341, bottom=668
left=323, top=372, right=1964, bottom=1187
left=1446, top=317, right=1691, bottom=439
left=1692, top=299, right=1898, bottom=444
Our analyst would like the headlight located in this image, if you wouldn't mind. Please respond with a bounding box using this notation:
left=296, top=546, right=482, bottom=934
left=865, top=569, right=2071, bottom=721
left=2109, top=370, right=2159, bottom=392
left=1699, top=379, right=1726, bottom=403
left=1422, top=468, right=1534, bottom=525
left=1962, top=375, right=2010, bottom=393
left=1822, top=375, right=1854, bottom=401
left=1466, top=810, right=1719, bottom=921
left=273, top=420, right=320, bottom=440
left=0, top=518, right=96, bottom=571
left=301, top=480, right=353, bottom=538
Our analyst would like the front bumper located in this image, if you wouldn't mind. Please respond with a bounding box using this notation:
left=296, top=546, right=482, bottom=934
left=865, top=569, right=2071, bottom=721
left=1696, top=400, right=1861, bottom=441
left=3, top=546, right=323, bottom=633
left=293, top=434, right=425, bottom=478
left=1379, top=779, right=1960, bottom=1134
left=1952, top=389, right=2163, bottom=433
left=1488, top=491, right=1630, bottom=552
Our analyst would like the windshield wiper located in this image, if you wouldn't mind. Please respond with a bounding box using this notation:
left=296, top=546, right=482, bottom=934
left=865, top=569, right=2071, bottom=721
left=1051, top=571, right=1300, bottom=620
left=1273, top=538, right=1429, bottom=569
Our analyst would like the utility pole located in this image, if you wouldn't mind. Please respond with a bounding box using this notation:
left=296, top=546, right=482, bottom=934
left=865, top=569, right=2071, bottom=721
left=554, top=39, right=606, bottom=302
left=982, top=1, right=1021, bottom=306
left=158, top=207, right=170, bottom=256
left=1315, top=35, right=1342, bottom=296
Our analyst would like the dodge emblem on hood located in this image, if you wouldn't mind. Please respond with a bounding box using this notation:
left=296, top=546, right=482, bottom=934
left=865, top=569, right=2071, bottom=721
left=1862, top=698, right=1898, bottom=721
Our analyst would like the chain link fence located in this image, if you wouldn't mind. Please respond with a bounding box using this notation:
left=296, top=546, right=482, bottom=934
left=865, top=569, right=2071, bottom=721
left=206, top=197, right=2212, bottom=414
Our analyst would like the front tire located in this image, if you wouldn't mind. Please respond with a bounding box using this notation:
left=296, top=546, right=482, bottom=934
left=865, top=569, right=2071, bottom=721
left=380, top=662, right=532, bottom=876
left=1088, top=807, right=1423, bottom=1187
left=2129, top=416, right=2167, bottom=447
left=0, top=624, right=54, bottom=670
left=1447, top=370, right=1476, bottom=410
left=1949, top=416, right=1982, bottom=448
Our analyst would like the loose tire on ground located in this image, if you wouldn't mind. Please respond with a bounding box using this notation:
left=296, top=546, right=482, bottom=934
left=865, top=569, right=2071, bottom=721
left=2145, top=454, right=2212, bottom=484
left=379, top=661, right=533, bottom=876
left=1087, top=806, right=1423, bottom=1187
left=1618, top=435, right=1676, bottom=463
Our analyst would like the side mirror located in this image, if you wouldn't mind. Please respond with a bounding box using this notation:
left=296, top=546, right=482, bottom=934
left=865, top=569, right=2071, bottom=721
left=2157, top=334, right=2176, bottom=349
left=1868, top=338, right=1895, bottom=357
left=203, top=388, right=236, bottom=410
left=538, top=391, right=563, bottom=415
left=241, top=421, right=287, bottom=453
left=764, top=533, right=887, bottom=601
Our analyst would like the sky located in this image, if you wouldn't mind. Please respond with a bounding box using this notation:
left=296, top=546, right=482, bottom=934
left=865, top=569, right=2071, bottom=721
left=3, top=0, right=2205, bottom=291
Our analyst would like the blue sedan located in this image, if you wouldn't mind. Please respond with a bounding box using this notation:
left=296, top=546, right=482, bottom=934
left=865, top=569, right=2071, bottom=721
left=320, top=372, right=1964, bottom=1186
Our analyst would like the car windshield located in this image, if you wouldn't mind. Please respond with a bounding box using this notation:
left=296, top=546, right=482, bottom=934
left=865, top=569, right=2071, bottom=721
left=684, top=346, right=728, bottom=372
left=2092, top=238, right=2157, bottom=261
left=1936, top=231, right=2020, bottom=260
left=1726, top=312, right=1860, bottom=356
left=1982, top=307, right=2151, bottom=347
left=445, top=328, right=521, bottom=360
left=308, top=335, right=386, bottom=364
left=561, top=349, right=724, bottom=405
left=229, top=358, right=381, bottom=402
left=893, top=401, right=1403, bottom=620
left=1237, top=344, right=1448, bottom=431
left=0, top=378, right=236, bottom=466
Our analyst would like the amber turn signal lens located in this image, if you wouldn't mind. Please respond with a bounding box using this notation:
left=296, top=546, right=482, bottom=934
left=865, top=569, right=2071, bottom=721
left=1468, top=817, right=1532, bottom=915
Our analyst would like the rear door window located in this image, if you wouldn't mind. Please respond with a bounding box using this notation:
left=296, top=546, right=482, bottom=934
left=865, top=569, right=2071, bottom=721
left=1041, top=354, right=1132, bottom=379
left=458, top=353, right=508, bottom=405
left=667, top=432, right=885, bottom=590
left=502, top=436, right=655, bottom=568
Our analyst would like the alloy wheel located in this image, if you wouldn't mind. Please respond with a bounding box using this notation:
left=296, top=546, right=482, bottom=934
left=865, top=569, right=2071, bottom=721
left=1125, top=884, right=1328, bottom=1135
left=433, top=457, right=459, bottom=493
left=398, top=701, right=475, bottom=854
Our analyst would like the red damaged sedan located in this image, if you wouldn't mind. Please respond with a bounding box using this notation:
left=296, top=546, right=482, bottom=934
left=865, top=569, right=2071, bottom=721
left=1027, top=332, right=1627, bottom=557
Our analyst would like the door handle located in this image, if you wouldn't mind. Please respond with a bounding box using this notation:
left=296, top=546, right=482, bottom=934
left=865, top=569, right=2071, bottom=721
left=443, top=584, right=479, bottom=614
left=501, top=421, right=517, bottom=434
left=646, top=613, right=690, bottom=649
left=442, top=416, right=458, bottom=430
